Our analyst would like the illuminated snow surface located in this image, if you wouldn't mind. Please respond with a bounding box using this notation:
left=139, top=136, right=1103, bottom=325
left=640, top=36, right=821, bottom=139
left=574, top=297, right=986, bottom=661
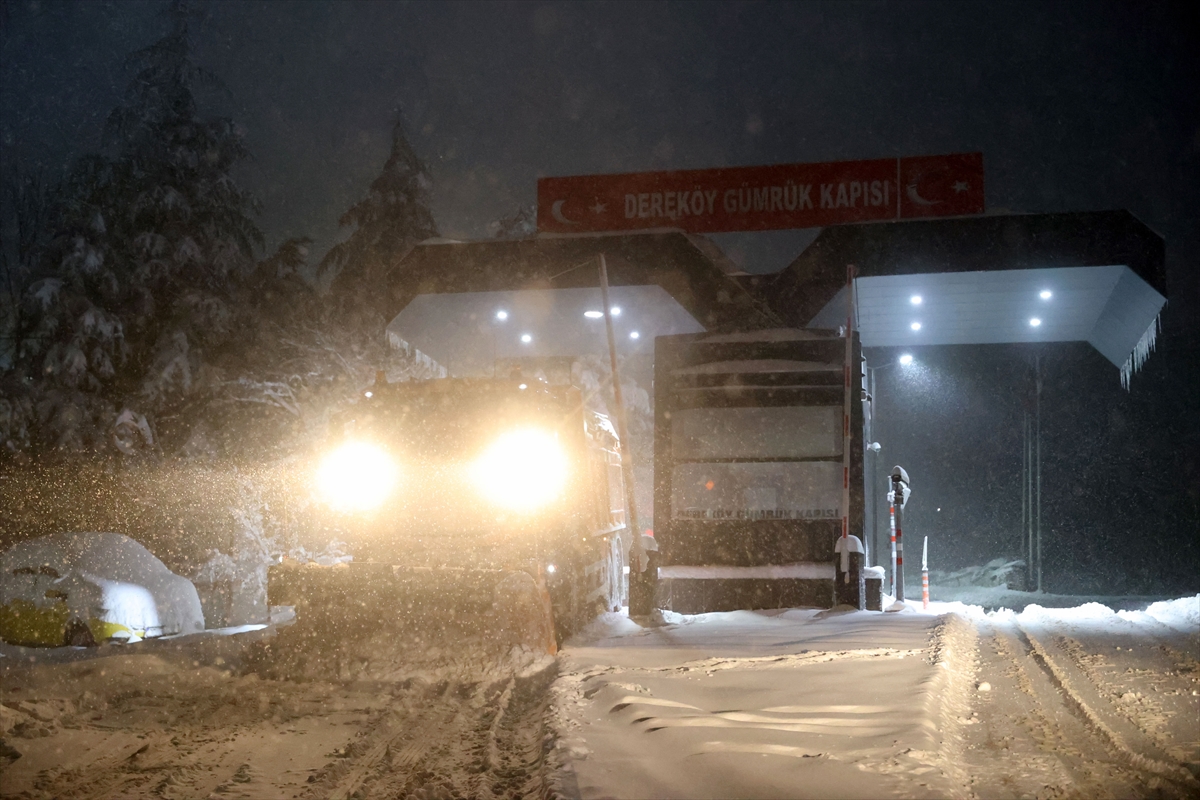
left=0, top=597, right=1196, bottom=798
left=550, top=597, right=1200, bottom=799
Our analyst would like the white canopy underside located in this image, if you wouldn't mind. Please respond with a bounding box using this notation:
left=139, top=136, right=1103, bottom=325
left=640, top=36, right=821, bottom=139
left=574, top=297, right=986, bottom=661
left=809, top=265, right=1166, bottom=385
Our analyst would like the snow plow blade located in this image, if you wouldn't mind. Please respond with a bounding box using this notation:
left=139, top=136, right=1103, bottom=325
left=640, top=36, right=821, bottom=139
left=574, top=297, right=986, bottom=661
left=261, top=561, right=557, bottom=681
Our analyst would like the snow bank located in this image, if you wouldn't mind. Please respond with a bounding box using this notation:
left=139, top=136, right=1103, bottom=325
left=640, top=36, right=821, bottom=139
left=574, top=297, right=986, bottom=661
left=1118, top=594, right=1200, bottom=635
left=1139, top=594, right=1200, bottom=630
left=0, top=532, right=204, bottom=644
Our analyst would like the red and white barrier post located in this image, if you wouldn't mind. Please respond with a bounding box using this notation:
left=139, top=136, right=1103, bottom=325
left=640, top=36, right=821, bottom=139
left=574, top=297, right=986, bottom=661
left=890, top=466, right=910, bottom=604
left=921, top=536, right=929, bottom=610
left=888, top=498, right=897, bottom=597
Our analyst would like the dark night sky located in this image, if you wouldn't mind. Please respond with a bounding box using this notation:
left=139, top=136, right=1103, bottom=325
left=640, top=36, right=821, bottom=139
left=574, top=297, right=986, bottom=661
left=2, top=1, right=1197, bottom=590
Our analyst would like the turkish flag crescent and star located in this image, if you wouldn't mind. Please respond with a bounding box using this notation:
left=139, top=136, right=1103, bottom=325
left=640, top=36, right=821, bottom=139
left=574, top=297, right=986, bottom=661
left=536, top=152, right=984, bottom=234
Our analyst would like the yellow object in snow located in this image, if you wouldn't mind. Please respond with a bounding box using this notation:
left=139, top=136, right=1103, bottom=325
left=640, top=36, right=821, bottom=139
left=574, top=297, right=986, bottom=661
left=0, top=599, right=140, bottom=647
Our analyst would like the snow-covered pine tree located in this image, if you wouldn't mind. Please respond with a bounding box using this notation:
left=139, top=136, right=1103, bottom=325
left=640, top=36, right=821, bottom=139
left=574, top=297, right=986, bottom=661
left=0, top=171, right=60, bottom=452
left=100, top=2, right=262, bottom=421
left=256, top=115, right=444, bottom=451
left=7, top=2, right=265, bottom=455
left=5, top=155, right=131, bottom=453
left=318, top=116, right=437, bottom=320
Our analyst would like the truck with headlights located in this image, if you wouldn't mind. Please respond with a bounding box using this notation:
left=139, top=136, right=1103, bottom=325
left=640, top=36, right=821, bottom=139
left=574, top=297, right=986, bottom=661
left=267, top=375, right=628, bottom=663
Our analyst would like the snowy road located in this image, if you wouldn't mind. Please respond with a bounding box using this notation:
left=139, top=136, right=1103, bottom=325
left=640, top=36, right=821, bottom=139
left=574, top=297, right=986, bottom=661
left=0, top=633, right=559, bottom=800
left=1, top=597, right=1196, bottom=799
left=551, top=599, right=1199, bottom=799
left=965, top=606, right=1200, bottom=798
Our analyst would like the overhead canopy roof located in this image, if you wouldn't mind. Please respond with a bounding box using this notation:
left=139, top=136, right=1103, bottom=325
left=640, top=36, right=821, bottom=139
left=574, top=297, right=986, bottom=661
left=387, top=286, right=704, bottom=377
left=758, top=210, right=1167, bottom=385
left=386, top=231, right=780, bottom=334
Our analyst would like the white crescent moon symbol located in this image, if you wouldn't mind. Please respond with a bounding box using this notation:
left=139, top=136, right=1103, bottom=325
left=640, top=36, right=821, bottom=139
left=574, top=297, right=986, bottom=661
left=551, top=200, right=579, bottom=225
left=906, top=183, right=942, bottom=206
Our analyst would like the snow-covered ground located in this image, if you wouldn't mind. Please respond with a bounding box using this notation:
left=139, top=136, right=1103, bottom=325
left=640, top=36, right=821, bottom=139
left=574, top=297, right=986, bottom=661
left=1, top=596, right=1197, bottom=799
left=549, top=597, right=1199, bottom=798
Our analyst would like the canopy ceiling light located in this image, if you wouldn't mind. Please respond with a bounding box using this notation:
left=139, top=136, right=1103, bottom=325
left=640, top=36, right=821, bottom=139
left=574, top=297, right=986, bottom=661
left=387, top=285, right=703, bottom=378
left=810, top=264, right=1165, bottom=389
left=779, top=210, right=1165, bottom=388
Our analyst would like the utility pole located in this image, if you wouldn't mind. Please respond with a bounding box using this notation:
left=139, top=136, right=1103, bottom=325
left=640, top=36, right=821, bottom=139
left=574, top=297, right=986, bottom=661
left=1035, top=353, right=1042, bottom=594
left=1022, top=411, right=1030, bottom=589
left=869, top=366, right=879, bottom=565
left=841, top=266, right=855, bottom=556
left=598, top=254, right=649, bottom=615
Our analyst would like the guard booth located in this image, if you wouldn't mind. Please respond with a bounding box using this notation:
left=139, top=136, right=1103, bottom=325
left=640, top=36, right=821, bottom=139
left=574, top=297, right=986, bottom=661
left=653, top=329, right=864, bottom=612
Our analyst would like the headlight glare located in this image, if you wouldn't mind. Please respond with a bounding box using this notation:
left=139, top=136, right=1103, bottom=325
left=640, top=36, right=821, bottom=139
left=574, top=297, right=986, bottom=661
left=317, top=441, right=398, bottom=511
left=471, top=429, right=568, bottom=510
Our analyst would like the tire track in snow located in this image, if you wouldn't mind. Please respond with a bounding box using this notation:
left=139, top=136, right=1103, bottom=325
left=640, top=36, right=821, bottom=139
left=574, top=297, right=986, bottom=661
left=293, top=662, right=559, bottom=800
left=966, top=626, right=1080, bottom=796
left=488, top=664, right=559, bottom=799
left=972, top=618, right=1189, bottom=797
left=1056, top=634, right=1198, bottom=767
left=992, top=620, right=1158, bottom=797
left=300, top=680, right=461, bottom=800
left=1015, top=620, right=1200, bottom=793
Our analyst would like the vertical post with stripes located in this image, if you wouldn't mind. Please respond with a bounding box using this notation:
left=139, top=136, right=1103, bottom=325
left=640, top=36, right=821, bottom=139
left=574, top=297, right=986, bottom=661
left=893, top=470, right=905, bottom=603
left=889, top=502, right=897, bottom=597
left=921, top=536, right=929, bottom=610
left=840, top=265, right=855, bottom=581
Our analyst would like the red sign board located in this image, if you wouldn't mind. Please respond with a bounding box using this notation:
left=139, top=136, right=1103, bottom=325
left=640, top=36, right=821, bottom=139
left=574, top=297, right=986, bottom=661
left=537, top=152, right=984, bottom=234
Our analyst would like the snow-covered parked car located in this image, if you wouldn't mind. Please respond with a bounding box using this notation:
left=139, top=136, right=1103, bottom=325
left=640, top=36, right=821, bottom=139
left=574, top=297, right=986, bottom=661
left=0, top=532, right=204, bottom=647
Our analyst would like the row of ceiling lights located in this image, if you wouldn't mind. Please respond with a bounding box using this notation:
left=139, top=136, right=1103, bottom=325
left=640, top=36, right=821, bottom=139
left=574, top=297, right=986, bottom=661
left=906, top=289, right=1053, bottom=331
left=494, top=307, right=639, bottom=343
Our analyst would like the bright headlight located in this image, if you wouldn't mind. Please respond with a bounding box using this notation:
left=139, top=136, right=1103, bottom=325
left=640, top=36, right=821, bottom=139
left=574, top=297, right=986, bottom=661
left=471, top=429, right=568, bottom=510
left=316, top=441, right=398, bottom=511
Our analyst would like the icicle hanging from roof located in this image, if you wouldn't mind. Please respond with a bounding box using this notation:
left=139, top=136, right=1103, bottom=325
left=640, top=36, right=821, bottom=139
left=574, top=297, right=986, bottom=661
left=1120, top=312, right=1161, bottom=390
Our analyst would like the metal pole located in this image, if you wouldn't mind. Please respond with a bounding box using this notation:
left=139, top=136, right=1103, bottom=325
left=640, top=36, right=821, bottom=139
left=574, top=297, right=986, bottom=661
left=870, top=367, right=878, bottom=566
left=841, top=266, right=855, bottom=563
left=1035, top=353, right=1042, bottom=593
left=1027, top=410, right=1033, bottom=586
left=598, top=255, right=646, bottom=589
left=1022, top=411, right=1029, bottom=587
